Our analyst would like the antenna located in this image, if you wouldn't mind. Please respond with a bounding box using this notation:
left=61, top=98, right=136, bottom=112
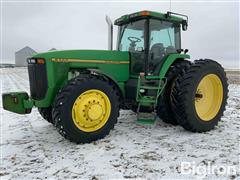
left=169, top=0, right=172, bottom=12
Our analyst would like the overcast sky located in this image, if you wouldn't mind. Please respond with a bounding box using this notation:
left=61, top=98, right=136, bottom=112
left=1, top=0, right=239, bottom=68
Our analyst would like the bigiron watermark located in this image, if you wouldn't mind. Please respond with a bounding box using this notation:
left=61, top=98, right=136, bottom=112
left=181, top=161, right=238, bottom=178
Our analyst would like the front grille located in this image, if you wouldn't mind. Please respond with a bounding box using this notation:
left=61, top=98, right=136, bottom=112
left=28, top=63, right=48, bottom=100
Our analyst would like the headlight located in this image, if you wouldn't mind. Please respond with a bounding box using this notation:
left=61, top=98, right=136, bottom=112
left=27, top=58, right=45, bottom=64
left=27, top=58, right=36, bottom=64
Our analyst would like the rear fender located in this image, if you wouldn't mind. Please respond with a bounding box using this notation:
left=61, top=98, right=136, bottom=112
left=158, top=54, right=190, bottom=78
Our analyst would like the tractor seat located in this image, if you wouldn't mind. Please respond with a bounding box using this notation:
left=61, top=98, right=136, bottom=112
left=150, top=43, right=165, bottom=60
left=149, top=43, right=165, bottom=73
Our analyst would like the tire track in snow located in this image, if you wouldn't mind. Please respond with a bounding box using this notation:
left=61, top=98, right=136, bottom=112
left=11, top=69, right=29, bottom=84
left=2, top=68, right=29, bottom=92
left=8, top=72, right=29, bottom=92
left=1, top=70, right=20, bottom=93
left=11, top=73, right=30, bottom=93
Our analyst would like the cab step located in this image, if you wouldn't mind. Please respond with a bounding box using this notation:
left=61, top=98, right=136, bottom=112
left=137, top=112, right=157, bottom=125
left=135, top=73, right=167, bottom=125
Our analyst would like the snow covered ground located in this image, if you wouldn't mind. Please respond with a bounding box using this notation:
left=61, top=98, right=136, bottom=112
left=0, top=68, right=239, bottom=179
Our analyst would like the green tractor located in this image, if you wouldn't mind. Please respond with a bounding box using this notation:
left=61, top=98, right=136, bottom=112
left=2, top=11, right=228, bottom=143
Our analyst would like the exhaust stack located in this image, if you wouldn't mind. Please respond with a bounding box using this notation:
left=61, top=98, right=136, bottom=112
left=105, top=15, right=113, bottom=50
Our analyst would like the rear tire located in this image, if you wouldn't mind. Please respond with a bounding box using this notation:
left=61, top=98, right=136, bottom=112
left=52, top=75, right=120, bottom=143
left=38, top=107, right=53, bottom=124
left=171, top=59, right=228, bottom=132
left=157, top=60, right=191, bottom=125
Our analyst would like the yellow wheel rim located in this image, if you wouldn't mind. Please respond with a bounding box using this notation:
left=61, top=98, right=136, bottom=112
left=72, top=89, right=111, bottom=132
left=195, top=74, right=223, bottom=121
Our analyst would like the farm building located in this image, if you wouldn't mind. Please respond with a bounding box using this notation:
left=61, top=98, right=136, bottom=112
left=49, top=48, right=56, bottom=51
left=15, top=46, right=37, bottom=66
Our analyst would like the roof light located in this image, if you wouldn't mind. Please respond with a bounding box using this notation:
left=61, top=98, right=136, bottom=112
left=140, top=11, right=150, bottom=16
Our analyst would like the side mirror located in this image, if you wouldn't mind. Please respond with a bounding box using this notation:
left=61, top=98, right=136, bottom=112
left=176, top=49, right=183, bottom=53
left=184, top=49, right=189, bottom=54
left=182, top=20, right=188, bottom=31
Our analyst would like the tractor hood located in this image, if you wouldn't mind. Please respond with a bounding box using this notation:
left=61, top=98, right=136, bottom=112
left=32, top=49, right=130, bottom=64
left=31, top=49, right=130, bottom=92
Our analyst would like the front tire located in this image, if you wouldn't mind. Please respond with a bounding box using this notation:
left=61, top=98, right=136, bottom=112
left=38, top=107, right=53, bottom=123
left=171, top=59, right=228, bottom=132
left=52, top=75, right=120, bottom=143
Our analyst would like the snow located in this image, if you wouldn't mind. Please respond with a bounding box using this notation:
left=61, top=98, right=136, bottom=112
left=0, top=68, right=239, bottom=179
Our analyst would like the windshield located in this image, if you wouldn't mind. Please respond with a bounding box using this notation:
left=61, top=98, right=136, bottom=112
left=117, top=19, right=180, bottom=52
left=118, top=20, right=146, bottom=52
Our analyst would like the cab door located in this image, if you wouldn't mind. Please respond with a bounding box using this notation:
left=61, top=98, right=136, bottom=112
left=118, top=19, right=147, bottom=100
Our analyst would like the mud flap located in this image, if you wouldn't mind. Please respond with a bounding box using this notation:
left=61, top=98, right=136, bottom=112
left=2, top=92, right=32, bottom=114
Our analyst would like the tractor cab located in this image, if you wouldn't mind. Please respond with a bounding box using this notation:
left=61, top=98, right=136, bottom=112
left=114, top=11, right=188, bottom=75
left=113, top=11, right=188, bottom=123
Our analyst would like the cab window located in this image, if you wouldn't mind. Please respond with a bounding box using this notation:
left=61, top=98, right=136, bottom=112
left=149, top=19, right=181, bottom=73
left=118, top=20, right=145, bottom=52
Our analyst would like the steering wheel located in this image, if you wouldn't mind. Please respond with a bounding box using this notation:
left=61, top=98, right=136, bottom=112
left=128, top=37, right=141, bottom=43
